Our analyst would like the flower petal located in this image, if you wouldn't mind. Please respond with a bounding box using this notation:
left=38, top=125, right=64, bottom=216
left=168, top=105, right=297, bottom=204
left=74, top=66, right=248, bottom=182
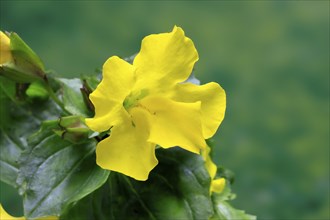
left=133, top=26, right=198, bottom=92
left=211, top=178, right=226, bottom=193
left=171, top=82, right=226, bottom=138
left=202, top=145, right=226, bottom=194
left=202, top=145, right=217, bottom=179
left=0, top=31, right=12, bottom=64
left=96, top=109, right=158, bottom=181
left=138, top=96, right=206, bottom=154
left=85, top=56, right=135, bottom=132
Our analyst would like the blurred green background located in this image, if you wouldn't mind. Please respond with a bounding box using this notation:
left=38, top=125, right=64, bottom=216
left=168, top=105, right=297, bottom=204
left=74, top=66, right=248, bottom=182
left=1, top=1, right=329, bottom=219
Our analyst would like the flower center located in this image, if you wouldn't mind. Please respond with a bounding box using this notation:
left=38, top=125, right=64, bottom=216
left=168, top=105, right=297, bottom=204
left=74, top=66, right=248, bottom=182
left=123, top=89, right=148, bottom=110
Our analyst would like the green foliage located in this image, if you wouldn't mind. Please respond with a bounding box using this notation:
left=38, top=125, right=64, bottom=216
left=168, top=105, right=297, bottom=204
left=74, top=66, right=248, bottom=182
left=62, top=148, right=254, bottom=220
left=0, top=78, right=60, bottom=187
left=17, top=121, right=109, bottom=218
left=0, top=67, right=254, bottom=218
left=62, top=148, right=212, bottom=219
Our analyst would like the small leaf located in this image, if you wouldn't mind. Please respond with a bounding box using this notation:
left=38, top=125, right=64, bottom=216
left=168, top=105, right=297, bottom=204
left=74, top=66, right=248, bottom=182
left=16, top=121, right=109, bottom=218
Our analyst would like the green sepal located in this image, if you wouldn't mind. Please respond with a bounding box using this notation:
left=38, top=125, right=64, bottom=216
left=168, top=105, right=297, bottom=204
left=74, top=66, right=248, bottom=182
left=0, top=32, right=46, bottom=83
left=0, top=64, right=42, bottom=83
left=58, top=115, right=84, bottom=128
left=10, top=32, right=45, bottom=73
left=54, top=115, right=92, bottom=144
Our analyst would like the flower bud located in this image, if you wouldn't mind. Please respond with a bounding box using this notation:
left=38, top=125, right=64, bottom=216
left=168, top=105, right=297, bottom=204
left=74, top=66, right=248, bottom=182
left=26, top=81, right=49, bottom=100
left=54, top=116, right=91, bottom=144
left=0, top=31, right=46, bottom=83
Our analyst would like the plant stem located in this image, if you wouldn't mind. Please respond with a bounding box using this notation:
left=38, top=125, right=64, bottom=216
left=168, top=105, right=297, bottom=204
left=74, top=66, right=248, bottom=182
left=43, top=77, right=70, bottom=115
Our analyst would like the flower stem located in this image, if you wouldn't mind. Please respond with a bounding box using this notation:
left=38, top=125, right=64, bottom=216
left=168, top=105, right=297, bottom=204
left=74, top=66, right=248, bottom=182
left=43, top=76, right=70, bottom=115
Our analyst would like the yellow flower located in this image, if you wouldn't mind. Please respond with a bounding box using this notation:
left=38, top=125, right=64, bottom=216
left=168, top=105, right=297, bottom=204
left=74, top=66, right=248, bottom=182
left=0, top=31, right=13, bottom=64
left=202, top=145, right=226, bottom=194
left=0, top=204, right=57, bottom=220
left=86, top=26, right=226, bottom=181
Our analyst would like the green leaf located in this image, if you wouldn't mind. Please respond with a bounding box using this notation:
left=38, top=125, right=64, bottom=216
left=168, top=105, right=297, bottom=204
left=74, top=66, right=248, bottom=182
left=16, top=121, right=109, bottom=218
left=0, top=79, right=60, bottom=187
left=60, top=181, right=112, bottom=220
left=62, top=147, right=214, bottom=220
left=56, top=78, right=89, bottom=116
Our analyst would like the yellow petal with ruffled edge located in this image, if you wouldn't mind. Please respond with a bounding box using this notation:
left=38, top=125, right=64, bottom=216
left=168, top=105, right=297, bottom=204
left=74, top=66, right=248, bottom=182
left=96, top=108, right=158, bottom=181
left=202, top=145, right=226, bottom=194
left=0, top=31, right=13, bottom=64
left=171, top=82, right=226, bottom=139
left=202, top=145, right=217, bottom=178
left=133, top=26, right=198, bottom=93
left=211, top=178, right=226, bottom=193
left=85, top=56, right=135, bottom=132
left=137, top=96, right=206, bottom=154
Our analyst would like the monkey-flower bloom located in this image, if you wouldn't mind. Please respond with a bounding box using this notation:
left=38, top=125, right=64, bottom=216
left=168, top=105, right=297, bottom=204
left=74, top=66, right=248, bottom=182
left=86, top=26, right=226, bottom=180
